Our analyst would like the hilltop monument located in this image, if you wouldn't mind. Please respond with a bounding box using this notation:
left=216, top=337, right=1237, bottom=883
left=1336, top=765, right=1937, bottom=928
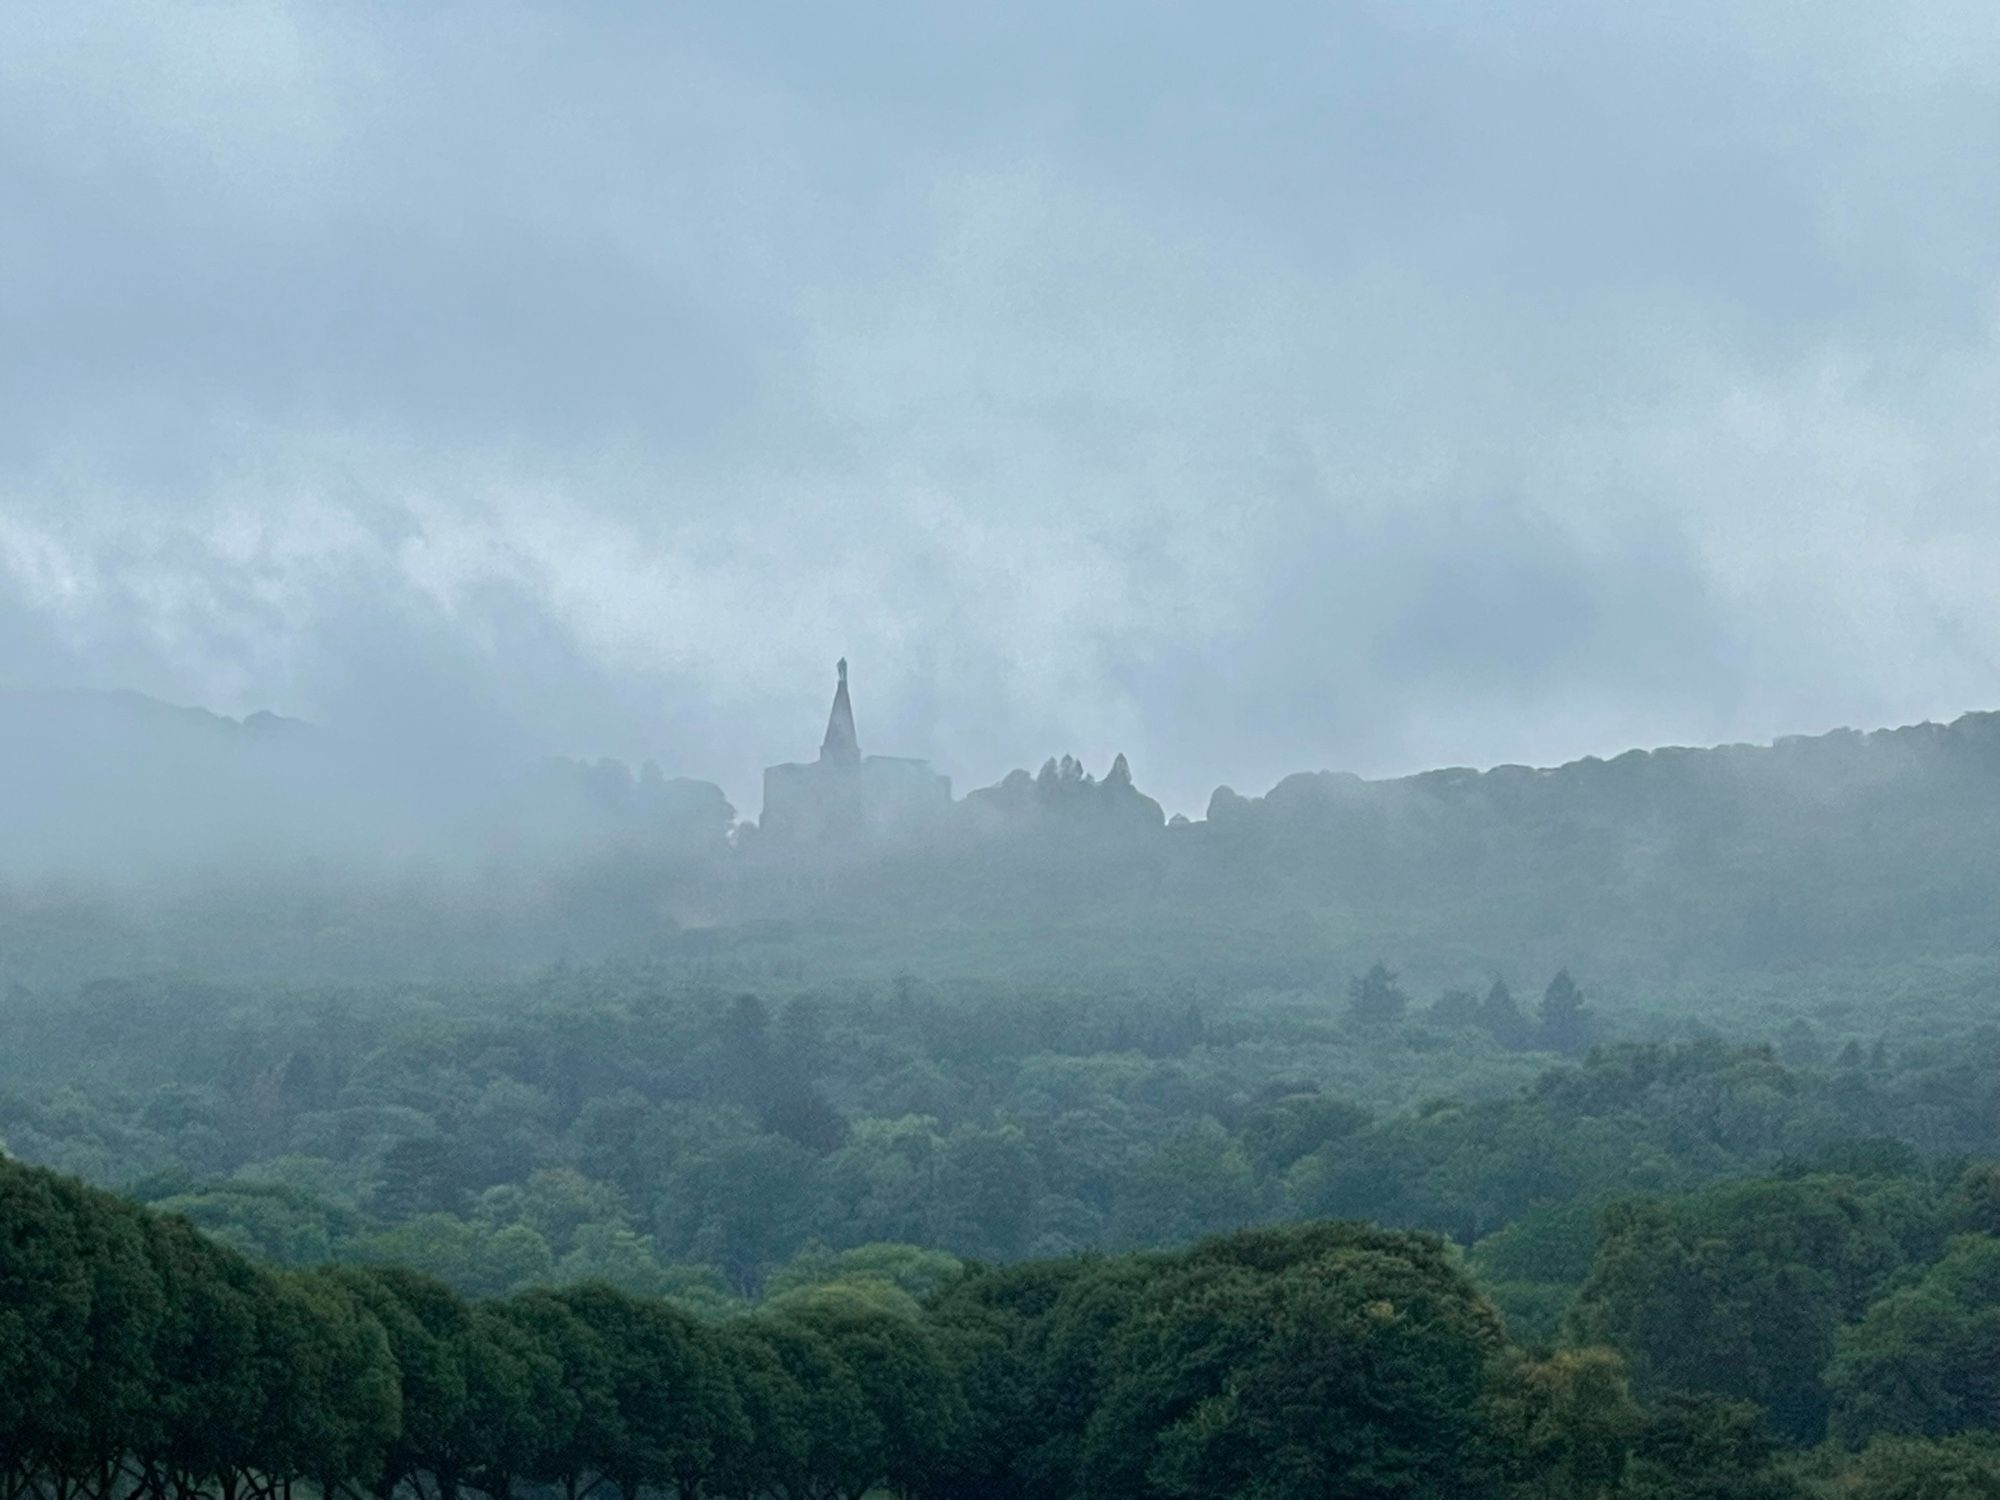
left=760, top=659, right=951, bottom=843
left=820, top=657, right=859, bottom=765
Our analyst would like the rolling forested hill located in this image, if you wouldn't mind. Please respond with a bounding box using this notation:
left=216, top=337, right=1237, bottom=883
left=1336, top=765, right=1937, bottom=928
left=9, top=705, right=2000, bottom=1494
left=8, top=696, right=2000, bottom=1000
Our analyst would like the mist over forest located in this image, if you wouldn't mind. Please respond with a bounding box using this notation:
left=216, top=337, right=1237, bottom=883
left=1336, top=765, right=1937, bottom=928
left=10, top=679, right=2000, bottom=997
left=13, top=3, right=2000, bottom=1497
left=13, top=682, right=2000, bottom=1500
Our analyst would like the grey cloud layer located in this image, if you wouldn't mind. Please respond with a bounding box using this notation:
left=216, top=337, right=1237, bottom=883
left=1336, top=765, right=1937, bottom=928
left=3, top=1, right=1997, bottom=814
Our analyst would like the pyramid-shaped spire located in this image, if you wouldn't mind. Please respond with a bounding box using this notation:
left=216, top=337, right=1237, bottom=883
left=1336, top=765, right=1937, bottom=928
left=819, top=657, right=859, bottom=765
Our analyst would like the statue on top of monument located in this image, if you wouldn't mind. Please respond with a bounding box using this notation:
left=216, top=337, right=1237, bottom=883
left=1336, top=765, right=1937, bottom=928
left=820, top=657, right=860, bottom=766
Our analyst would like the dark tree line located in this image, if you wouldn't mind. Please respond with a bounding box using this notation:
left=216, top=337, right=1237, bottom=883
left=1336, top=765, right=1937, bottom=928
left=0, top=1152, right=1856, bottom=1500
left=1352, top=964, right=1593, bottom=1051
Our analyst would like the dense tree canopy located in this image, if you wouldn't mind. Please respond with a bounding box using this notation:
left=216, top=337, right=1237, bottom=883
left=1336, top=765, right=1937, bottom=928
left=0, top=1157, right=1606, bottom=1500
left=15, top=1108, right=2000, bottom=1494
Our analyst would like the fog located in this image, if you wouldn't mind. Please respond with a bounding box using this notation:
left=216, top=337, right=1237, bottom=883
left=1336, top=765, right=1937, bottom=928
left=5, top=2, right=2000, bottom=825
left=24, top=15, right=2000, bottom=1487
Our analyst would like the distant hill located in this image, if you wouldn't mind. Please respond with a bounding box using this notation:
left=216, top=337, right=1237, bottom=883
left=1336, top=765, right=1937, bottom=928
left=0, top=687, right=734, bottom=878
left=727, top=710, right=2000, bottom=994
left=1173, top=711, right=2000, bottom=983
left=0, top=687, right=339, bottom=872
left=6, top=687, right=2000, bottom=994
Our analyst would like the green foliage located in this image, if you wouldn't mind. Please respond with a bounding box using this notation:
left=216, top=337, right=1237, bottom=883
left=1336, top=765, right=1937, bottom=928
left=1080, top=1224, right=1508, bottom=1500
left=1570, top=1177, right=1909, bottom=1441
left=1472, top=1195, right=1609, bottom=1288
left=1539, top=970, right=1591, bottom=1054
left=766, top=1240, right=965, bottom=1303
left=775, top=1285, right=965, bottom=1497
left=1109, top=1118, right=1259, bottom=1250
left=1489, top=1347, right=1642, bottom=1499
left=1835, top=1434, right=2000, bottom=1499
left=552, top=1282, right=746, bottom=1500
left=6, top=1151, right=2000, bottom=1498
left=19, top=715, right=2000, bottom=1488
left=1828, top=1235, right=2000, bottom=1446
left=1482, top=978, right=1532, bottom=1049
left=19, top=945, right=2000, bottom=1311
left=1621, top=1393, right=1801, bottom=1500
left=1238, top=1091, right=1371, bottom=1176
left=1348, top=962, right=1411, bottom=1025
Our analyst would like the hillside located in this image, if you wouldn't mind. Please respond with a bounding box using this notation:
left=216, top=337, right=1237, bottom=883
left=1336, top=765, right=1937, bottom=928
left=5, top=696, right=2000, bottom=996
left=726, top=711, right=2000, bottom=1002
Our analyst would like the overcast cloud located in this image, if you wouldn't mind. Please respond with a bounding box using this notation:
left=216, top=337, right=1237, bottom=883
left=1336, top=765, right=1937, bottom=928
left=3, top=1, right=1998, bottom=815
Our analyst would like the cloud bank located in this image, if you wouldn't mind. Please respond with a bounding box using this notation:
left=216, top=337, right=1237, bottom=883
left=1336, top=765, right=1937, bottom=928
left=4, top=1, right=1998, bottom=813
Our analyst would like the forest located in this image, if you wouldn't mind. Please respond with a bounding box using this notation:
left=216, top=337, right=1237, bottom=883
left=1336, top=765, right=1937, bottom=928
left=14, top=702, right=2000, bottom=995
left=11, top=955, right=2000, bottom=1493
left=12, top=712, right=2000, bottom=1494
left=14, top=1144, right=2000, bottom=1499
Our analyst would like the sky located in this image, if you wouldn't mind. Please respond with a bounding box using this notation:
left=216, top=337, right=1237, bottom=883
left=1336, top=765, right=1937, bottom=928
left=3, top=2, right=1999, bottom=818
